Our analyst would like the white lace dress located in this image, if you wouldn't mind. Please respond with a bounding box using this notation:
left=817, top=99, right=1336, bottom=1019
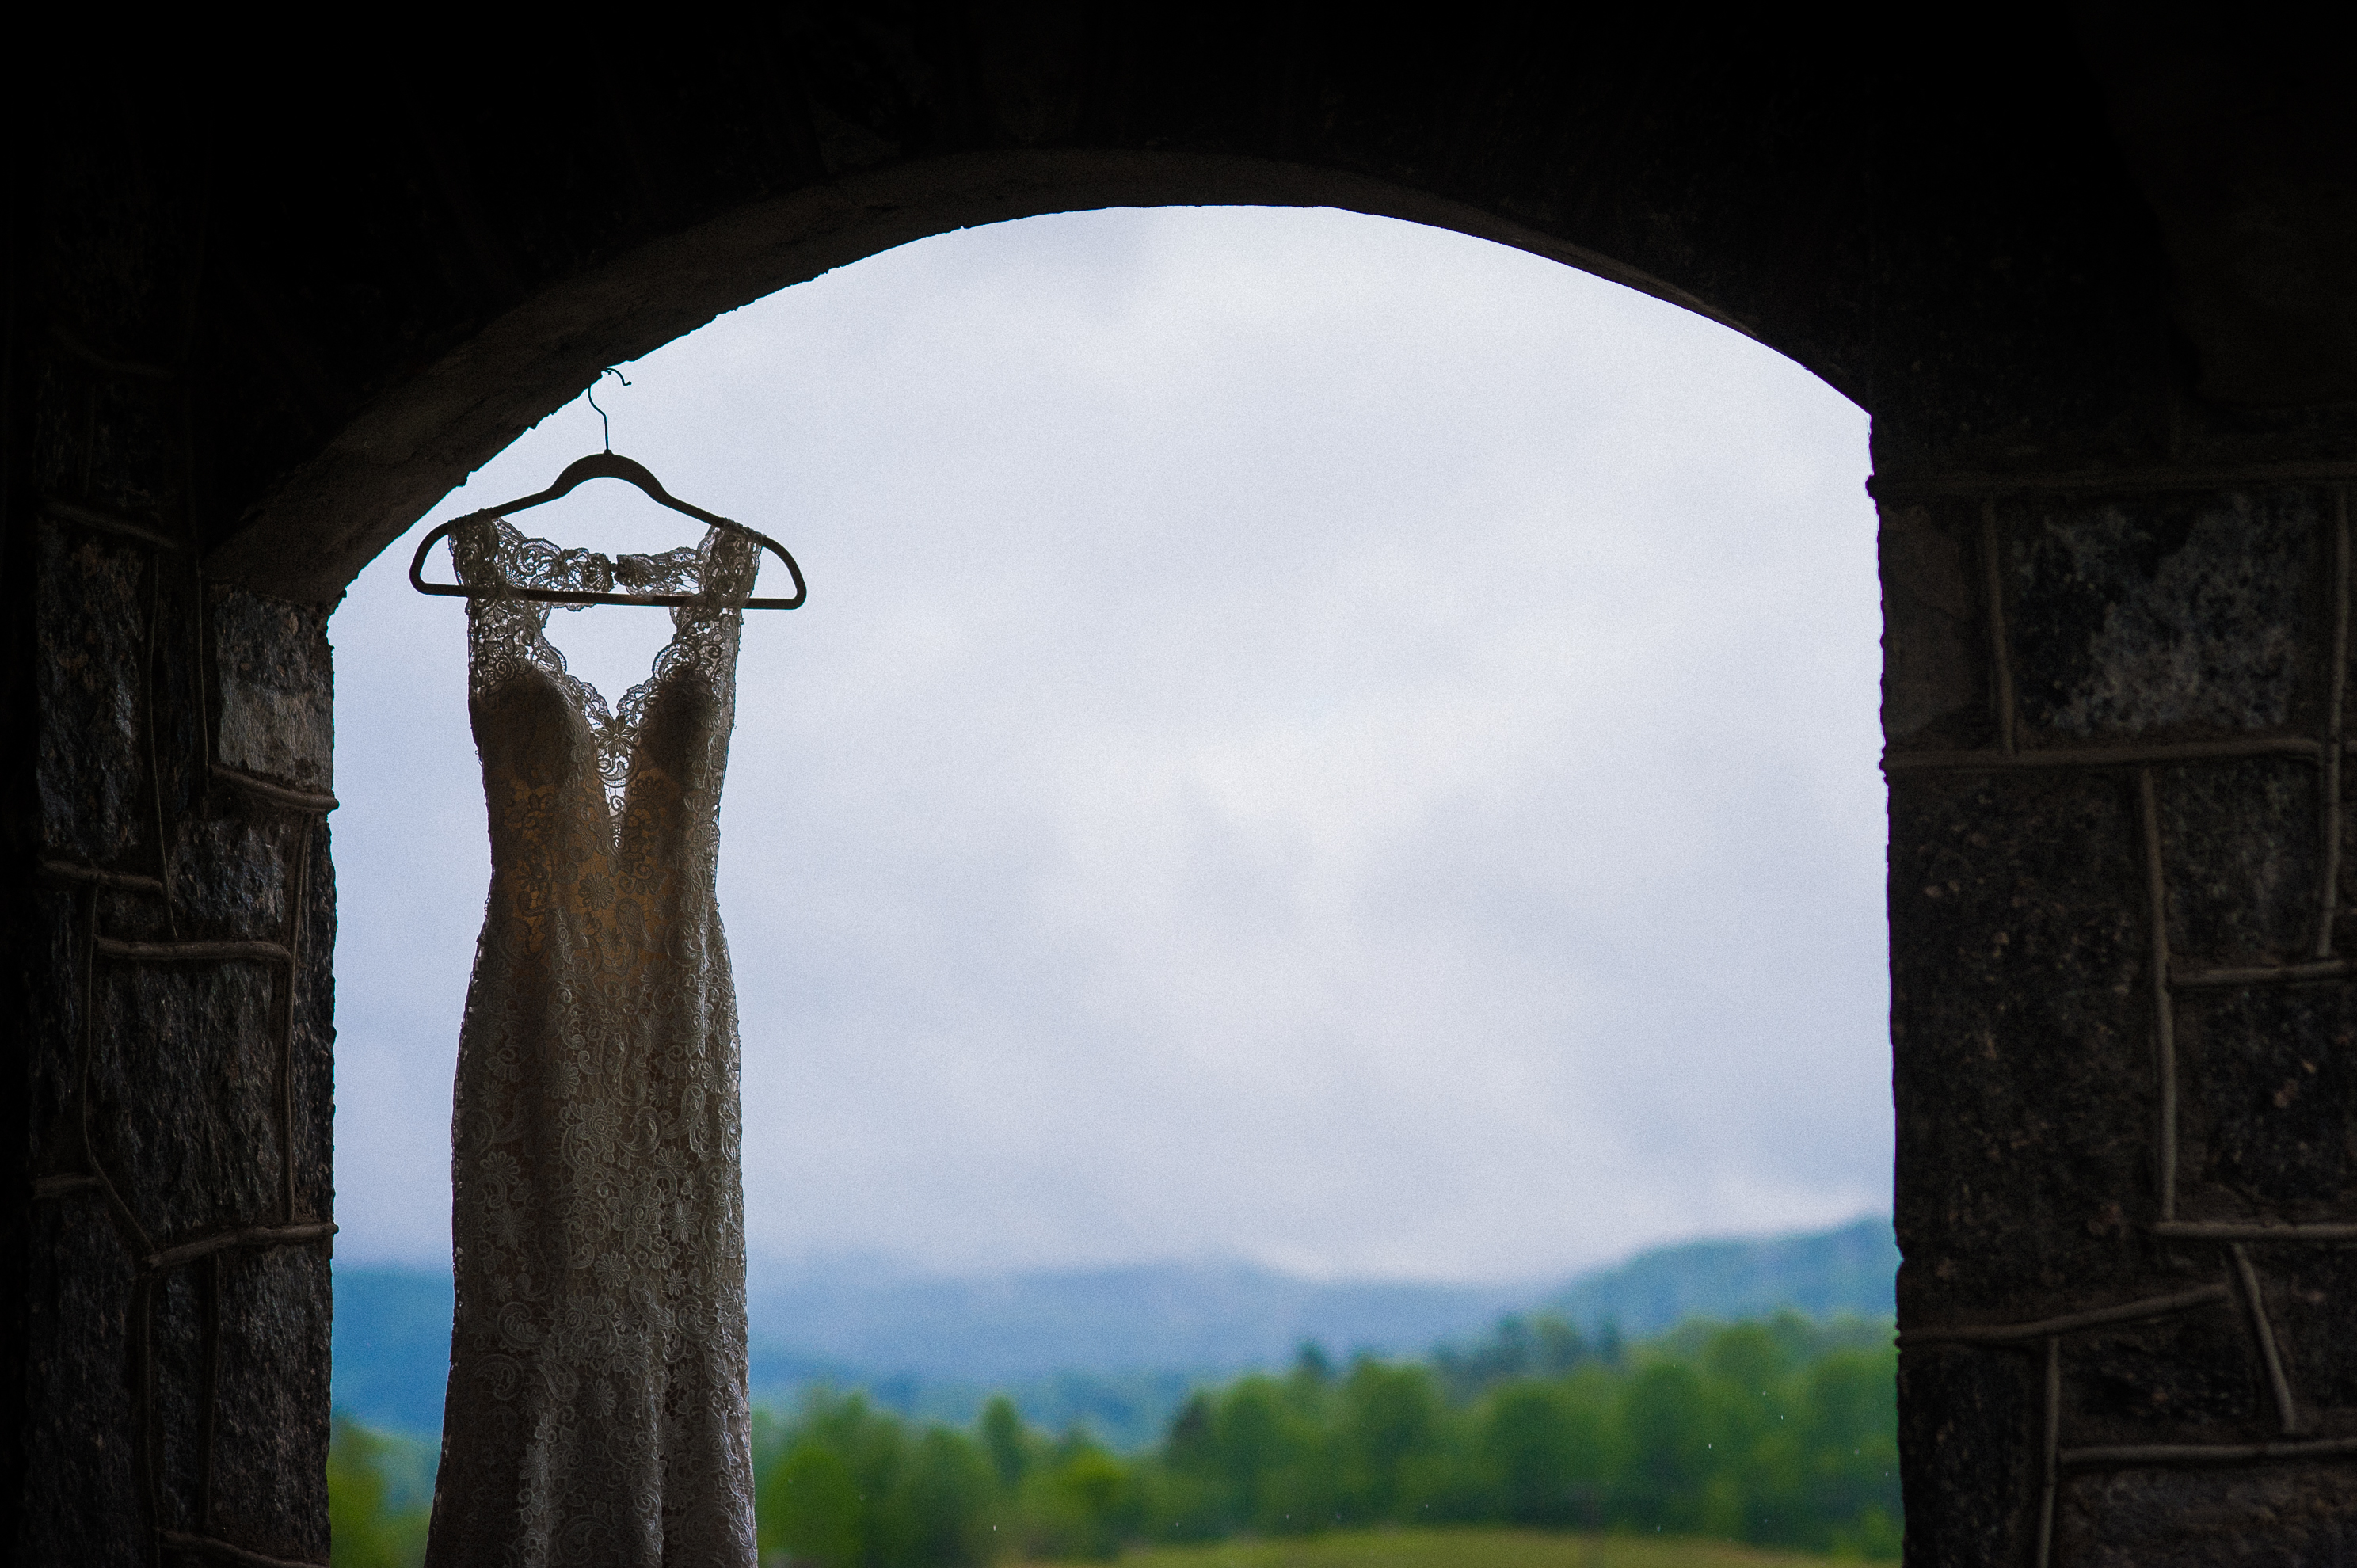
left=425, top=517, right=757, bottom=1568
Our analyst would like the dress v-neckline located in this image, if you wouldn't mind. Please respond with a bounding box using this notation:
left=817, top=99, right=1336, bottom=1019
left=457, top=515, right=757, bottom=817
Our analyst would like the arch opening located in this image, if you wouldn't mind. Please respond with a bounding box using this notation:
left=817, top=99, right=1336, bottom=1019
left=326, top=211, right=1892, bottom=1543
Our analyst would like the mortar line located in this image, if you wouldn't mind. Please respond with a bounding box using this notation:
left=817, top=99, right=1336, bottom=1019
left=199, top=1254, right=220, bottom=1531
left=79, top=386, right=96, bottom=497
left=208, top=765, right=337, bottom=813
left=2060, top=1434, right=2357, bottom=1467
left=1982, top=500, right=2016, bottom=754
left=49, top=321, right=177, bottom=382
left=2141, top=769, right=2179, bottom=1220
left=45, top=497, right=182, bottom=553
left=1898, top=1282, right=2231, bottom=1345
left=280, top=823, right=314, bottom=1226
left=143, top=558, right=178, bottom=940
left=1869, top=459, right=2357, bottom=500
left=2230, top=1244, right=2302, bottom=1434
left=192, top=557, right=213, bottom=774
left=76, top=888, right=154, bottom=1258
left=134, top=1274, right=160, bottom=1568
left=2154, top=1220, right=2357, bottom=1241
left=142, top=1221, right=337, bottom=1274
left=2321, top=490, right=2352, bottom=959
left=1887, top=736, right=2322, bottom=773
left=2172, top=957, right=2356, bottom=988
left=157, top=1529, right=328, bottom=1568
left=2035, top=1335, right=2059, bottom=1568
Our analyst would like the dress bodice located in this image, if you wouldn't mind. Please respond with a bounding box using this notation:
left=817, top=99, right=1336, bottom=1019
left=454, top=515, right=756, bottom=821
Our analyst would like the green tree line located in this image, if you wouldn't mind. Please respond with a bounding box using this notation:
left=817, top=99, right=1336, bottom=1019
left=330, top=1312, right=1899, bottom=1566
left=752, top=1313, right=1896, bottom=1565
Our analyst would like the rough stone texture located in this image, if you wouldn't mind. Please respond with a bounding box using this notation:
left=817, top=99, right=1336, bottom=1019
left=1889, top=482, right=2357, bottom=1562
left=1891, top=765, right=2155, bottom=1309
left=8, top=144, right=338, bottom=1563
left=2268, top=1247, right=2357, bottom=1423
left=9, top=10, right=2357, bottom=1565
left=211, top=1250, right=334, bottom=1563
left=19, top=1208, right=143, bottom=1568
left=212, top=594, right=336, bottom=796
left=2180, top=987, right=2357, bottom=1221
left=33, top=528, right=150, bottom=864
left=2057, top=1466, right=2357, bottom=1566
left=1879, top=504, right=1993, bottom=753
left=2009, top=491, right=2325, bottom=744
left=2161, top=759, right=2323, bottom=966
left=12, top=544, right=338, bottom=1568
left=2064, top=1301, right=2267, bottom=1443
left=1896, top=1345, right=2039, bottom=1567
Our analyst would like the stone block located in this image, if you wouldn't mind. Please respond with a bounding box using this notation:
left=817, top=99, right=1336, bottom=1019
left=211, top=589, right=333, bottom=793
left=1881, top=500, right=1993, bottom=750
left=35, top=525, right=150, bottom=863
left=2264, top=1245, right=2357, bottom=1422
left=2055, top=1463, right=2357, bottom=1566
left=2176, top=984, right=2357, bottom=1220
left=1898, top=1344, right=2036, bottom=1568
left=2006, top=489, right=2324, bottom=744
left=2062, top=1300, right=2268, bottom=1446
left=2157, top=759, right=2324, bottom=968
left=1891, top=770, right=2152, bottom=1314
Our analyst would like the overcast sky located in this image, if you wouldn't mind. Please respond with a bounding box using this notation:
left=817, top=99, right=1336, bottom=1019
left=329, top=207, right=1887, bottom=1284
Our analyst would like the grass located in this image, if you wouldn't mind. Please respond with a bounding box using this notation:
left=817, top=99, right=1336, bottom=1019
left=1093, top=1529, right=1860, bottom=1568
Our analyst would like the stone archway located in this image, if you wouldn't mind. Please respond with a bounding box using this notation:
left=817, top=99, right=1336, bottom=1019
left=10, top=13, right=2355, bottom=1565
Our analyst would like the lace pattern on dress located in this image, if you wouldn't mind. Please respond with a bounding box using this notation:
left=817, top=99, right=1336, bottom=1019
left=430, top=514, right=760, bottom=1568
left=451, top=516, right=760, bottom=816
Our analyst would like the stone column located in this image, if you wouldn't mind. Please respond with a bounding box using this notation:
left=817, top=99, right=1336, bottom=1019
left=1884, top=468, right=2357, bottom=1564
left=4, top=287, right=340, bottom=1565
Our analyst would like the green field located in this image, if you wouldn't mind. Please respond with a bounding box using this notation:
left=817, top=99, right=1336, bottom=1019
left=1100, top=1528, right=1858, bottom=1568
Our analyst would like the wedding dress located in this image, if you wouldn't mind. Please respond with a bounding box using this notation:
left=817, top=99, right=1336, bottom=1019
left=425, top=516, right=757, bottom=1567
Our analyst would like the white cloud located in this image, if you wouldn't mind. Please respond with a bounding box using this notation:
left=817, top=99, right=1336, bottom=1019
left=329, top=207, right=1886, bottom=1283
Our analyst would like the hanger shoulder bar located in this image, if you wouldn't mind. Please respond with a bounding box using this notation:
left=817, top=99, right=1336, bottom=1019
left=471, top=451, right=735, bottom=527
left=409, top=514, right=808, bottom=610
left=417, top=584, right=809, bottom=610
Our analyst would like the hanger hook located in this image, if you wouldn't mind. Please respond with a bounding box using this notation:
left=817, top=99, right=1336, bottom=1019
left=584, top=367, right=633, bottom=451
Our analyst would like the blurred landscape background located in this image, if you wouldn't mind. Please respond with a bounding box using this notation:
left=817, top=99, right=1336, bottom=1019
left=329, top=1218, right=1898, bottom=1566
left=334, top=1216, right=1895, bottom=1444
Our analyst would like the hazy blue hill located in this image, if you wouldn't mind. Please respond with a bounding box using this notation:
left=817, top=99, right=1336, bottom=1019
left=331, top=1215, right=1898, bottom=1441
left=744, top=1254, right=1531, bottom=1380
left=330, top=1268, right=1246, bottom=1445
left=1541, top=1215, right=1898, bottom=1335
left=332, top=1267, right=455, bottom=1436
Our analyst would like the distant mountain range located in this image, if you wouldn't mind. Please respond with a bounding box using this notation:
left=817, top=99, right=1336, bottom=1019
left=333, top=1215, right=1896, bottom=1445
left=331, top=1268, right=462, bottom=1437
left=1541, top=1216, right=1898, bottom=1330
left=741, top=1253, right=1536, bottom=1382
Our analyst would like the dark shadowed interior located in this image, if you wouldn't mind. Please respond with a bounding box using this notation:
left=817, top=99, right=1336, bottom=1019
left=10, top=10, right=2357, bottom=1563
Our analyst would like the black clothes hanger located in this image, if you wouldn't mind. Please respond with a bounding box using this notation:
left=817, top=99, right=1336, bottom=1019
left=409, top=451, right=808, bottom=611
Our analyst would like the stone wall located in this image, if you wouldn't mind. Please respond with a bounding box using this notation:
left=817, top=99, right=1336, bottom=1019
left=7, top=280, right=339, bottom=1566
left=1884, top=474, right=2357, bottom=1566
